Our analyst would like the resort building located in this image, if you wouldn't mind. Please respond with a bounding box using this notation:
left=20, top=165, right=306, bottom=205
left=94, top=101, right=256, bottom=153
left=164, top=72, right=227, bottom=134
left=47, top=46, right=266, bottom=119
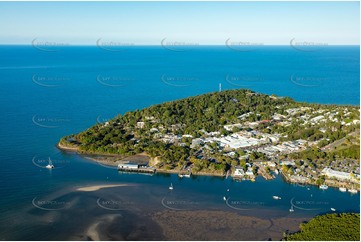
left=321, top=167, right=354, bottom=181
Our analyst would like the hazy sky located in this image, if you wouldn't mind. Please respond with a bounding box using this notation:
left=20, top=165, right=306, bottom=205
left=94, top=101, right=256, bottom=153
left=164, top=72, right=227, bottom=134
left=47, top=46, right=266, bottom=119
left=0, top=1, right=359, bottom=45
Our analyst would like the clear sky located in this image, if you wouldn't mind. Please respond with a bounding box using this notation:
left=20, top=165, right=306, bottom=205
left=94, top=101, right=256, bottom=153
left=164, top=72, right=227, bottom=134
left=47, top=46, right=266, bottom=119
left=0, top=1, right=359, bottom=45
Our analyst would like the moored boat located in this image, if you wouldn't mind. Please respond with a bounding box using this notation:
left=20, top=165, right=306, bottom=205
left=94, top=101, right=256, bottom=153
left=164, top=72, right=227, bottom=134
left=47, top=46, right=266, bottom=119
left=349, top=188, right=358, bottom=194
left=289, top=205, right=294, bottom=212
left=339, top=187, right=347, bottom=192
left=46, top=158, right=54, bottom=169
left=319, top=184, right=328, bottom=190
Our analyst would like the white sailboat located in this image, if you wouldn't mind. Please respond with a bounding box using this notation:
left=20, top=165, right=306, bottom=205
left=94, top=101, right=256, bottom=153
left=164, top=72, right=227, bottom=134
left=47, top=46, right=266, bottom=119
left=45, top=158, right=54, bottom=169
left=289, top=205, right=294, bottom=212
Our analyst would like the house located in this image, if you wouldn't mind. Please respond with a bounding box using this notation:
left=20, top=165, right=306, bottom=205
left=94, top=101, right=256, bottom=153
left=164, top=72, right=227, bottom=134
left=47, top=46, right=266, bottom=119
left=280, top=160, right=295, bottom=166
left=245, top=169, right=254, bottom=176
left=137, top=122, right=145, bottom=128
left=234, top=166, right=245, bottom=177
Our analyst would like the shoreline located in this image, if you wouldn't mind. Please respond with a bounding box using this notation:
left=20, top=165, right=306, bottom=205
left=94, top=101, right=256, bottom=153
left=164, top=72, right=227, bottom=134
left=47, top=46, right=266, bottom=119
left=57, top=142, right=227, bottom=177
left=57, top=142, right=360, bottom=190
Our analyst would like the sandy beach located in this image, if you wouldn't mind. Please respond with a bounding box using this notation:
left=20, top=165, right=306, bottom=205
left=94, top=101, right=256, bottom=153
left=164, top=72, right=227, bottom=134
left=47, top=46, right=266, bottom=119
left=76, top=184, right=131, bottom=192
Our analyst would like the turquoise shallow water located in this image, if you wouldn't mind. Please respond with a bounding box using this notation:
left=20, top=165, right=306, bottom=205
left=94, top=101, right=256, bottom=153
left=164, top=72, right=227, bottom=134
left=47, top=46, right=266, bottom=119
left=0, top=46, right=359, bottom=240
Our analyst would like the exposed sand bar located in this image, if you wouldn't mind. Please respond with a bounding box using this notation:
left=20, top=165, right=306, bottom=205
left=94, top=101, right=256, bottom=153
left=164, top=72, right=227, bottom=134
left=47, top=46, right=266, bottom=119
left=76, top=184, right=131, bottom=192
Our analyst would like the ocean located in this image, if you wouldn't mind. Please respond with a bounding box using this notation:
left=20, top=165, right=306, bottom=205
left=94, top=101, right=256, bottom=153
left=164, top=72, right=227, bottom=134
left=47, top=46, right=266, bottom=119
left=0, top=45, right=359, bottom=240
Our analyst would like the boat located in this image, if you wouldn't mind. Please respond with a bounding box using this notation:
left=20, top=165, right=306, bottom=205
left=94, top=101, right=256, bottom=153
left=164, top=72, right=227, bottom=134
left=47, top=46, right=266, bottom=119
left=184, top=174, right=191, bottom=178
left=223, top=196, right=227, bottom=201
left=274, top=169, right=279, bottom=175
left=330, top=208, right=336, bottom=211
left=289, top=205, right=294, bottom=212
left=45, top=158, right=54, bottom=169
left=272, top=196, right=281, bottom=200
left=339, top=187, right=347, bottom=192
left=226, top=170, right=230, bottom=179
left=349, top=189, right=358, bottom=194
left=169, top=183, right=173, bottom=190
left=178, top=174, right=184, bottom=178
left=319, top=184, right=328, bottom=190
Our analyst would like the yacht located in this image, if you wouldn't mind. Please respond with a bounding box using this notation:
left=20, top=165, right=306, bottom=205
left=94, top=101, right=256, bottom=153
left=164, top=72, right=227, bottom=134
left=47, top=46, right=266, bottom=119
left=330, top=208, right=336, bottom=212
left=349, top=188, right=358, bottom=194
left=178, top=174, right=184, bottom=178
left=289, top=205, right=294, bottom=212
left=223, top=196, right=227, bottom=201
left=184, top=174, right=191, bottom=178
left=319, top=184, right=328, bottom=190
left=46, top=158, right=54, bottom=169
left=169, top=183, right=173, bottom=190
left=339, top=187, right=347, bottom=192
left=272, top=196, right=281, bottom=200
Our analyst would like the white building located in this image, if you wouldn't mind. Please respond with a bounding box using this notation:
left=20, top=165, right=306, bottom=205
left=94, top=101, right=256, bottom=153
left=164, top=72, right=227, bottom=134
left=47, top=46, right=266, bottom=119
left=322, top=167, right=354, bottom=181
left=234, top=166, right=245, bottom=177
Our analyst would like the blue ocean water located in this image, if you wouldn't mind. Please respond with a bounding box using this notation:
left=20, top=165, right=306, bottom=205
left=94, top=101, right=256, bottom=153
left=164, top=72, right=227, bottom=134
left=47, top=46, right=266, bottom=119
left=0, top=45, right=359, bottom=240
